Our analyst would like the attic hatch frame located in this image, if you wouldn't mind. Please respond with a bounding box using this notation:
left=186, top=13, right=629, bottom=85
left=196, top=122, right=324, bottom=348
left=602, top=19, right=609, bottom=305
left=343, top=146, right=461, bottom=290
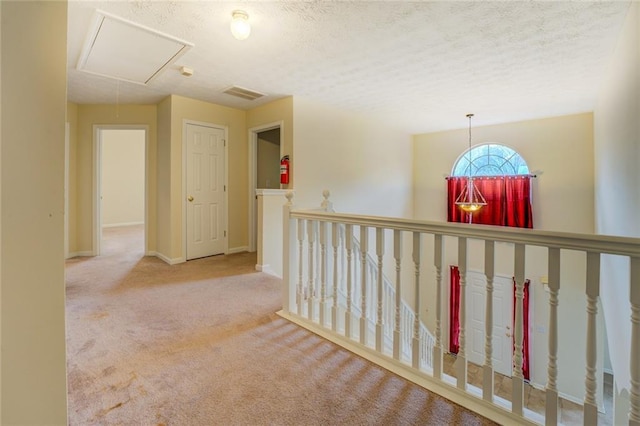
left=76, top=9, right=193, bottom=86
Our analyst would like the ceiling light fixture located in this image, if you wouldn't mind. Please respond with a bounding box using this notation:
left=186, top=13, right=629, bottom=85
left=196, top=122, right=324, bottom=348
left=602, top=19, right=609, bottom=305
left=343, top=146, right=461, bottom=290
left=230, top=10, right=251, bottom=41
left=455, top=113, right=487, bottom=216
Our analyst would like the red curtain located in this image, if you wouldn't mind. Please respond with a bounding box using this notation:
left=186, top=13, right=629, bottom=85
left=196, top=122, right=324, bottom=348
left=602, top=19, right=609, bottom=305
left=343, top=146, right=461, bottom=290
left=505, top=177, right=533, bottom=228
left=512, top=278, right=531, bottom=381
left=449, top=266, right=460, bottom=354
left=447, top=178, right=468, bottom=224
left=447, top=176, right=533, bottom=228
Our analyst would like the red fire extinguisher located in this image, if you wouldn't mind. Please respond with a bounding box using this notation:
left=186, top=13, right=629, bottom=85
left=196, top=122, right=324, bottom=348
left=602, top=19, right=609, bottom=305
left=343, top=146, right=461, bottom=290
left=280, top=155, right=290, bottom=185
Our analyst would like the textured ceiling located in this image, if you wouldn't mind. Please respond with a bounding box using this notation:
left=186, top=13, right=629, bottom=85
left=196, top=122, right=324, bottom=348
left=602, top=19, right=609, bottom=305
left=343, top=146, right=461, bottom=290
left=67, top=1, right=631, bottom=133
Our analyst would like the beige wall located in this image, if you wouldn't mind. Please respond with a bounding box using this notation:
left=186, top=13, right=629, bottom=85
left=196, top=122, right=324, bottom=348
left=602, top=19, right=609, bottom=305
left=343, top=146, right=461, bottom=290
left=72, top=95, right=257, bottom=262
left=101, top=129, right=145, bottom=226
left=74, top=104, right=157, bottom=254
left=594, top=1, right=639, bottom=414
left=1, top=1, right=68, bottom=423
left=292, top=96, right=414, bottom=218
left=413, top=113, right=598, bottom=403
left=168, top=95, right=248, bottom=258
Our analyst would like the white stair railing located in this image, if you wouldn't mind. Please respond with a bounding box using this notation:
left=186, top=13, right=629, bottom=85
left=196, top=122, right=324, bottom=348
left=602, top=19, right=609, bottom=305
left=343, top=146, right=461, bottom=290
left=301, top=214, right=436, bottom=369
left=350, top=237, right=435, bottom=369
left=280, top=190, right=640, bottom=426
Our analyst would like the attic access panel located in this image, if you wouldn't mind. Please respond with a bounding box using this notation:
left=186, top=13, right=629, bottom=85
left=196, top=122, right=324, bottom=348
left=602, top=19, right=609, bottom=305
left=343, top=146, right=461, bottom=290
left=77, top=10, right=193, bottom=85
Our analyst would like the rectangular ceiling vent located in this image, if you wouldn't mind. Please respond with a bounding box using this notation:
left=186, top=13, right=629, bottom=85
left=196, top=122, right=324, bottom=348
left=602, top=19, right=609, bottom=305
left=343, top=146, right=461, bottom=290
left=223, top=86, right=266, bottom=101
left=76, top=10, right=193, bottom=85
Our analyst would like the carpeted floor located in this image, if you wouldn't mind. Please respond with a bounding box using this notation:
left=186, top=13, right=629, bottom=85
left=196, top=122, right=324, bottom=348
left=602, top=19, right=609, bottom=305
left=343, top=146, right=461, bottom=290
left=65, top=225, right=498, bottom=425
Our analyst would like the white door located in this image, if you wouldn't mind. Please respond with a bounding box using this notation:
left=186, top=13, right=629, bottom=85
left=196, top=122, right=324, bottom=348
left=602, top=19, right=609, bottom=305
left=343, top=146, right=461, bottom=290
left=186, top=124, right=225, bottom=260
left=467, top=272, right=512, bottom=376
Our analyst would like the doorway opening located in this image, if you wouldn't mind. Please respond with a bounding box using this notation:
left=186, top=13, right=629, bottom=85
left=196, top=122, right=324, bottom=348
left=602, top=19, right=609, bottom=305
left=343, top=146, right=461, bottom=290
left=93, top=126, right=148, bottom=256
left=256, top=128, right=281, bottom=190
left=248, top=122, right=283, bottom=252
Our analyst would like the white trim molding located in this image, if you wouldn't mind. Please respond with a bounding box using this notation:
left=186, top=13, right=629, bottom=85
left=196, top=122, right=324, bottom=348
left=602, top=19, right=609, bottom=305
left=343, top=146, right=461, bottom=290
left=68, top=251, right=94, bottom=258
left=228, top=246, right=249, bottom=254
left=102, top=221, right=144, bottom=228
left=255, top=189, right=290, bottom=197
left=151, top=251, right=185, bottom=265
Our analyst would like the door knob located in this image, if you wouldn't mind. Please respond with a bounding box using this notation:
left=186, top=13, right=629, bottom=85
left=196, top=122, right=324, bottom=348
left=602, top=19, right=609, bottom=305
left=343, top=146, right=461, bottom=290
left=506, top=332, right=512, bottom=338
left=187, top=196, right=194, bottom=202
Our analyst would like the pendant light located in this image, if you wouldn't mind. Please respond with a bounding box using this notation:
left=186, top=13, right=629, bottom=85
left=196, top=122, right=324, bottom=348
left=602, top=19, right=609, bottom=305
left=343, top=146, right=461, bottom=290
left=455, top=113, right=487, bottom=214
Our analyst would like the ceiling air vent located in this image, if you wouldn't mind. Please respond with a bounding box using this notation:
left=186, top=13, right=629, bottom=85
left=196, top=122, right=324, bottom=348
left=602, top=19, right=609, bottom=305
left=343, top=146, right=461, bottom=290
left=76, top=10, right=193, bottom=85
left=223, top=86, right=266, bottom=101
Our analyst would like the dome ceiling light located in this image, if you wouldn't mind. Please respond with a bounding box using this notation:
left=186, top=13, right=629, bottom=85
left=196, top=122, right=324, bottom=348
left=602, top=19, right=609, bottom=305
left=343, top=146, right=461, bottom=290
left=230, top=10, right=251, bottom=41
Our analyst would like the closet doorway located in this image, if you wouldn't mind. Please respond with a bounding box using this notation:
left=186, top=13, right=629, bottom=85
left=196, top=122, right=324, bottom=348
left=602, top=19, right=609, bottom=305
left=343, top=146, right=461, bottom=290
left=248, top=122, right=283, bottom=252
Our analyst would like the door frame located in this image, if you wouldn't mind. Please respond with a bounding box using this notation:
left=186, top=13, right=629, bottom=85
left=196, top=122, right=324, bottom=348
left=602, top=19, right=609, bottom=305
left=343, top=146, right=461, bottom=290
left=248, top=121, right=283, bottom=252
left=182, top=119, right=229, bottom=261
left=92, top=124, right=149, bottom=256
left=65, top=122, right=70, bottom=259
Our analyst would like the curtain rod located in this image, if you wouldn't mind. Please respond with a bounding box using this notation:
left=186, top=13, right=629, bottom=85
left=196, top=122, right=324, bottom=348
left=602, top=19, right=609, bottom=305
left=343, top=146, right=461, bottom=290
left=444, top=174, right=538, bottom=180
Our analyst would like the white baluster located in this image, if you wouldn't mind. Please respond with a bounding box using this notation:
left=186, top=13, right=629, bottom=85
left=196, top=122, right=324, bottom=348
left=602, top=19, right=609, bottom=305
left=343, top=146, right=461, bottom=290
left=340, top=226, right=346, bottom=295
left=331, top=223, right=339, bottom=332
left=369, top=262, right=377, bottom=320
left=412, top=232, right=421, bottom=369
left=384, top=282, right=393, bottom=342
left=457, top=237, right=468, bottom=390
left=282, top=192, right=296, bottom=315
left=394, top=230, right=403, bottom=361
left=434, top=233, right=444, bottom=379
left=512, top=243, right=525, bottom=416
left=484, top=240, right=495, bottom=402
left=630, top=257, right=640, bottom=425
left=319, top=221, right=328, bottom=327
left=546, top=247, right=560, bottom=426
left=345, top=224, right=354, bottom=339
left=376, top=228, right=385, bottom=352
left=584, top=251, right=600, bottom=425
left=360, top=226, right=369, bottom=346
left=307, top=220, right=316, bottom=321
left=297, top=219, right=305, bottom=316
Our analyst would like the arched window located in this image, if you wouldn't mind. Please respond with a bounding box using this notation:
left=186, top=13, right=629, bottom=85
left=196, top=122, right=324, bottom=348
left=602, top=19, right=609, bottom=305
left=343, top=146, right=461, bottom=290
left=451, top=143, right=530, bottom=177
left=447, top=143, right=533, bottom=228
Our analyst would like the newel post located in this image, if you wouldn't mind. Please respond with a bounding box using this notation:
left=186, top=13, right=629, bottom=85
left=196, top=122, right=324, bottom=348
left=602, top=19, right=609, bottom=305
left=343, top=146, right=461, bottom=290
left=321, top=189, right=334, bottom=212
left=282, top=191, right=297, bottom=315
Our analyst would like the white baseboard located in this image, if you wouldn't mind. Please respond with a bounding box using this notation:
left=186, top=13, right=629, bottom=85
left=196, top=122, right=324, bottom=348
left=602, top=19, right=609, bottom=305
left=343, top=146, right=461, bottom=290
left=228, top=246, right=249, bottom=254
left=151, top=251, right=184, bottom=265
left=67, top=251, right=94, bottom=258
left=255, top=264, right=282, bottom=278
left=102, top=221, right=144, bottom=228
